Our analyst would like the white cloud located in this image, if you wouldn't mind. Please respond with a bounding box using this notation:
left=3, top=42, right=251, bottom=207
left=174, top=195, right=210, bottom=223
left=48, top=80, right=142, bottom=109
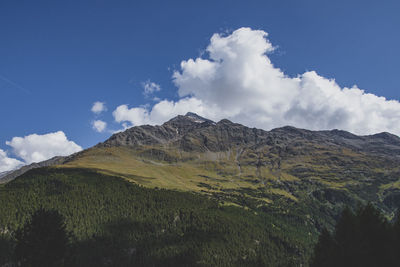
left=6, top=131, right=82, bottom=164
left=0, top=149, right=23, bottom=172
left=92, top=120, right=107, bottom=133
left=142, top=80, right=161, bottom=95
left=112, top=27, right=400, bottom=136
left=113, top=105, right=150, bottom=126
left=91, top=101, right=107, bottom=114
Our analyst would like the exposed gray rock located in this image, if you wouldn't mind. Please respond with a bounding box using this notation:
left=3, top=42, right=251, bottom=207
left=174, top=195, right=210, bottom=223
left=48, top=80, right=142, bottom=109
left=100, top=113, right=400, bottom=159
left=0, top=171, right=12, bottom=180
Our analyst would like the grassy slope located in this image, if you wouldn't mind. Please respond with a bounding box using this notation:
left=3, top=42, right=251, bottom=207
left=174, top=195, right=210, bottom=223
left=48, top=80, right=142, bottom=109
left=61, top=146, right=300, bottom=203
left=61, top=144, right=400, bottom=208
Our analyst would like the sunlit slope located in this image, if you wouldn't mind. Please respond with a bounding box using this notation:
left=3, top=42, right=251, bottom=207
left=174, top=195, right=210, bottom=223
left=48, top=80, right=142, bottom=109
left=62, top=146, right=252, bottom=191
left=61, top=145, right=296, bottom=203
left=60, top=131, right=400, bottom=209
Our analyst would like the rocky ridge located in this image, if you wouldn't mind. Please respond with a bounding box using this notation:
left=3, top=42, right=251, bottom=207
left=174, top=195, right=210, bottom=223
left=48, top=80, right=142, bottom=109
left=99, top=112, right=400, bottom=158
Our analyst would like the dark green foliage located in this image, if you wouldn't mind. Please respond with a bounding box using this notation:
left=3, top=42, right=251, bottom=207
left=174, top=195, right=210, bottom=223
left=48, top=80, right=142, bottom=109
left=393, top=211, right=400, bottom=263
left=0, top=233, right=13, bottom=264
left=14, top=208, right=69, bottom=267
left=0, top=168, right=315, bottom=266
left=311, top=203, right=397, bottom=267
left=310, top=228, right=334, bottom=267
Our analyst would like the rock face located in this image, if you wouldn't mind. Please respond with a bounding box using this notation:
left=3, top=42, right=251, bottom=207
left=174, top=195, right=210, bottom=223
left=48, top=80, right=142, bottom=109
left=101, top=113, right=216, bottom=148
left=100, top=112, right=400, bottom=157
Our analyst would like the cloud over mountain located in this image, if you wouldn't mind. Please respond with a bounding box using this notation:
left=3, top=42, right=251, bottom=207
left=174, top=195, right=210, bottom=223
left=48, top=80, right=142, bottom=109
left=113, top=27, right=400, bottom=136
left=0, top=149, right=23, bottom=173
left=5, top=131, right=82, bottom=164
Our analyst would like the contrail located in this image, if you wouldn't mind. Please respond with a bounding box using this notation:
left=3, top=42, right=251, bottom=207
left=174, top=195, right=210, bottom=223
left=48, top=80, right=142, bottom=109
left=0, top=74, right=31, bottom=94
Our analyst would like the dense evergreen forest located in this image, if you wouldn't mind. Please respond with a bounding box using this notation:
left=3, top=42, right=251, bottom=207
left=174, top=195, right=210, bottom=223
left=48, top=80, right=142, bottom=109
left=2, top=167, right=399, bottom=266
left=0, top=168, right=315, bottom=266
left=311, top=203, right=400, bottom=267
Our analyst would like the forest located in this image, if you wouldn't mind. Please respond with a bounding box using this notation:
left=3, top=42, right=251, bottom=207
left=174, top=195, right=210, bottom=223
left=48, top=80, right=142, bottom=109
left=0, top=167, right=314, bottom=266
left=1, top=167, right=397, bottom=266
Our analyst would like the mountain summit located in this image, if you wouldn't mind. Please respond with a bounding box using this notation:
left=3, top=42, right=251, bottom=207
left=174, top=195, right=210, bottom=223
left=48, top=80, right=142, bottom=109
left=184, top=112, right=214, bottom=123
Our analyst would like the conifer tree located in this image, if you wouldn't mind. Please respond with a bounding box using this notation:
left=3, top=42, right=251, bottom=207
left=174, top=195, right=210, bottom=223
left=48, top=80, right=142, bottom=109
left=312, top=204, right=399, bottom=267
left=14, top=208, right=69, bottom=267
left=310, top=228, right=334, bottom=267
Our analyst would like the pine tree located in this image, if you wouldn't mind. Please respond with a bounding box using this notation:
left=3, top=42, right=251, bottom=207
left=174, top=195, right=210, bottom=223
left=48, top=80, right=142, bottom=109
left=356, top=203, right=390, bottom=267
left=310, top=228, right=334, bottom=267
left=332, top=206, right=358, bottom=267
left=312, top=204, right=399, bottom=267
left=14, top=208, right=69, bottom=267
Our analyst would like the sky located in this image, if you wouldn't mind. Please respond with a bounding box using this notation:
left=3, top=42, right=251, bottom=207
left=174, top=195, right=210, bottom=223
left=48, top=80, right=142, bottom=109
left=1, top=0, right=400, bottom=171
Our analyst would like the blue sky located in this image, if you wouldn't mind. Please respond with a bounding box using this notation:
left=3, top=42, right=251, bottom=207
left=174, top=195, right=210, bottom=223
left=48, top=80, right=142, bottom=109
left=1, top=0, right=400, bottom=171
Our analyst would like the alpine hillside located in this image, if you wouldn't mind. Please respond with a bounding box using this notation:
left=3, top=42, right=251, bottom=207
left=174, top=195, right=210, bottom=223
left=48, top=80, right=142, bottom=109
left=63, top=112, right=400, bottom=215
left=1, top=112, right=400, bottom=266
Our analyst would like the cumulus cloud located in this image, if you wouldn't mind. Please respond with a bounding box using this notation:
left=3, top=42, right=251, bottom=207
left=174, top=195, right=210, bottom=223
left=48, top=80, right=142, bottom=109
left=142, top=80, right=161, bottom=95
left=6, top=131, right=82, bottom=164
left=112, top=27, right=400, bottom=136
left=91, top=101, right=107, bottom=114
left=0, top=149, right=23, bottom=172
left=92, top=120, right=107, bottom=133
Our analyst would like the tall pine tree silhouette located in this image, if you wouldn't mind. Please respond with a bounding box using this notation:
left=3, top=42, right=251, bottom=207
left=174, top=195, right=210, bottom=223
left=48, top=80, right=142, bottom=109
left=311, top=204, right=398, bottom=267
left=310, top=227, right=334, bottom=267
left=14, top=208, right=69, bottom=267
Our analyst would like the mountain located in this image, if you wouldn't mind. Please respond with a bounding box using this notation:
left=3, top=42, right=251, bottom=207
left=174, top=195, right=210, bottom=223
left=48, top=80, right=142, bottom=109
left=4, top=112, right=400, bottom=214
left=55, top=113, right=399, bottom=212
left=4, top=112, right=400, bottom=213
left=1, top=112, right=400, bottom=266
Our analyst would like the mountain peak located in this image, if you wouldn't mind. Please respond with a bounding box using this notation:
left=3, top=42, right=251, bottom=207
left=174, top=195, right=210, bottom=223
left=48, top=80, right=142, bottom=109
left=163, top=112, right=214, bottom=126
left=184, top=112, right=214, bottom=123
left=217, top=119, right=234, bottom=125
